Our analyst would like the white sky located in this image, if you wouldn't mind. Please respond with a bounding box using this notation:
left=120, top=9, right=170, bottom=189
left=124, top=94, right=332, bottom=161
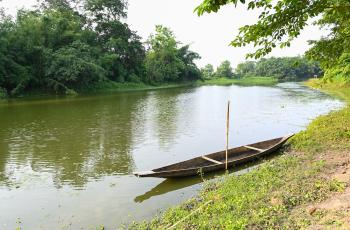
left=0, top=0, right=326, bottom=68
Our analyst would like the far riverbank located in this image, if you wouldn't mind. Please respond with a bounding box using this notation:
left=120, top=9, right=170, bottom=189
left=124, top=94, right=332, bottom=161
left=0, top=77, right=279, bottom=100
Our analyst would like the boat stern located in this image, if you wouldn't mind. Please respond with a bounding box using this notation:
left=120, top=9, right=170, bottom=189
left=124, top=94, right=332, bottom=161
left=133, top=170, right=155, bottom=177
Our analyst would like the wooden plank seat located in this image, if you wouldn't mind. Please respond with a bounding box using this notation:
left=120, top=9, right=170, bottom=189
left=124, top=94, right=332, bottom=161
left=201, top=156, right=222, bottom=164
left=244, top=145, right=265, bottom=152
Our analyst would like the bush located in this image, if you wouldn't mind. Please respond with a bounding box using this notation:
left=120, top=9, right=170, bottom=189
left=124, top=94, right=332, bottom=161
left=128, top=73, right=142, bottom=83
left=0, top=87, right=7, bottom=99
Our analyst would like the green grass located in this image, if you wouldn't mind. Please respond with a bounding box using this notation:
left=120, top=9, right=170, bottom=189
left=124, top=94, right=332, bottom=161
left=130, top=78, right=350, bottom=229
left=5, top=81, right=195, bottom=99
left=2, top=77, right=278, bottom=99
left=197, top=77, right=278, bottom=86
left=291, top=78, right=350, bottom=152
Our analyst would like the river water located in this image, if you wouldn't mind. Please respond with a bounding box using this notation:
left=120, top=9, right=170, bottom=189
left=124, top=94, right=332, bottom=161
left=0, top=83, right=344, bottom=229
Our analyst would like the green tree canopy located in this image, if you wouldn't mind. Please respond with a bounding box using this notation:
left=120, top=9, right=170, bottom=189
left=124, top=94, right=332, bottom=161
left=144, top=25, right=201, bottom=83
left=235, top=56, right=322, bottom=81
left=201, top=64, right=215, bottom=79
left=195, top=0, right=343, bottom=58
left=0, top=0, right=148, bottom=95
left=216, top=60, right=233, bottom=78
left=235, top=61, right=256, bottom=78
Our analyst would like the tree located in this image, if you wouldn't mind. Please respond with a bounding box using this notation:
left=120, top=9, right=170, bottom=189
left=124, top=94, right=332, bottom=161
left=0, top=1, right=202, bottom=96
left=177, top=44, right=202, bottom=81
left=45, top=41, right=105, bottom=93
left=201, top=64, right=215, bottom=79
left=0, top=7, right=95, bottom=95
left=83, top=0, right=145, bottom=82
left=39, top=0, right=74, bottom=10
left=195, top=0, right=349, bottom=82
left=144, top=25, right=201, bottom=83
left=235, top=56, right=322, bottom=81
left=145, top=26, right=184, bottom=83
left=84, top=0, right=127, bottom=21
left=195, top=0, right=337, bottom=59
left=0, top=0, right=149, bottom=95
left=235, top=61, right=256, bottom=78
left=216, top=60, right=233, bottom=78
left=96, top=20, right=145, bottom=82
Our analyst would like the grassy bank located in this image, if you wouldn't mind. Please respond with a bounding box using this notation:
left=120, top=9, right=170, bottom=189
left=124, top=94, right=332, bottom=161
left=6, top=77, right=276, bottom=99
left=197, top=77, right=278, bottom=86
left=131, top=79, right=350, bottom=229
left=80, top=81, right=195, bottom=94
left=1, top=81, right=195, bottom=99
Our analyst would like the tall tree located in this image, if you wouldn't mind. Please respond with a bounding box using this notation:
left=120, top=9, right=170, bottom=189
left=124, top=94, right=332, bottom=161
left=85, top=0, right=144, bottom=82
left=216, top=60, right=233, bottom=78
left=201, top=64, right=215, bottom=79
left=85, top=0, right=127, bottom=21
left=235, top=61, right=255, bottom=78
left=145, top=25, right=201, bottom=83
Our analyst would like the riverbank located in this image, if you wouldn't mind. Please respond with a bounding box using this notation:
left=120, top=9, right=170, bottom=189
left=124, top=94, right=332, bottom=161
left=0, top=77, right=279, bottom=100
left=0, top=81, right=196, bottom=100
left=81, top=81, right=196, bottom=93
left=197, top=77, right=278, bottom=86
left=131, top=80, right=350, bottom=229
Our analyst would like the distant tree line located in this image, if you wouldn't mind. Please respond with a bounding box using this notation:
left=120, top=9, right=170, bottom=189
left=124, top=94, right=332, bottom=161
left=0, top=0, right=201, bottom=97
left=201, top=60, right=233, bottom=79
left=201, top=57, right=322, bottom=81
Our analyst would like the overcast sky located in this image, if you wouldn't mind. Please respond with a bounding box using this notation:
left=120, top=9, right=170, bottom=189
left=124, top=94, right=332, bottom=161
left=0, top=0, right=326, bottom=68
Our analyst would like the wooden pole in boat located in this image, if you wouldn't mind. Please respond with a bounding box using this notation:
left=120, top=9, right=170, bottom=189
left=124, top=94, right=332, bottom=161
left=225, top=100, right=230, bottom=170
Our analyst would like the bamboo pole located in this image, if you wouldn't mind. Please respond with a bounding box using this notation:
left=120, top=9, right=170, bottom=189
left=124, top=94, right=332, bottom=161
left=226, top=100, right=230, bottom=170
left=168, top=200, right=213, bottom=229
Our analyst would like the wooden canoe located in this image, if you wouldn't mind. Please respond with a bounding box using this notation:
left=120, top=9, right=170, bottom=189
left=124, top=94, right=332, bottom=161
left=134, top=134, right=294, bottom=178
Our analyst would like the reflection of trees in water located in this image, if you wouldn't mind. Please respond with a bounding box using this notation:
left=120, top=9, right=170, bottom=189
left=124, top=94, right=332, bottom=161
left=0, top=139, right=10, bottom=187
left=0, top=92, right=146, bottom=189
left=153, top=90, right=181, bottom=149
left=0, top=88, right=198, bottom=189
left=276, top=83, right=333, bottom=102
left=149, top=88, right=196, bottom=151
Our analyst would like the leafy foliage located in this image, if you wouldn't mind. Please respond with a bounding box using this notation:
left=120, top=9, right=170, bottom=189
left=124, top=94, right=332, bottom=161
left=195, top=0, right=350, bottom=83
left=236, top=56, right=322, bottom=81
left=321, top=53, right=350, bottom=85
left=201, top=64, right=215, bottom=79
left=215, top=60, right=233, bottom=78
left=144, top=25, right=201, bottom=84
left=195, top=0, right=330, bottom=59
left=235, top=60, right=256, bottom=78
left=45, top=41, right=106, bottom=93
left=0, top=1, right=201, bottom=96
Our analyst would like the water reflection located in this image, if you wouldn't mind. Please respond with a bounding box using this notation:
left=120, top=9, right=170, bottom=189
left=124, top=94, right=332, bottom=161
left=0, top=88, right=198, bottom=189
left=0, top=92, right=150, bottom=188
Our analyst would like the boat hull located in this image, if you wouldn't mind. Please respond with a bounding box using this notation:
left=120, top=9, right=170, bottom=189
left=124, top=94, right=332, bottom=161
left=134, top=134, right=293, bottom=178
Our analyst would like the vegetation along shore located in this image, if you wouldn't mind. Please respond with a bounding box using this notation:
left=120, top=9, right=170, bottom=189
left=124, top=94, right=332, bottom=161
left=197, top=77, right=278, bottom=87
